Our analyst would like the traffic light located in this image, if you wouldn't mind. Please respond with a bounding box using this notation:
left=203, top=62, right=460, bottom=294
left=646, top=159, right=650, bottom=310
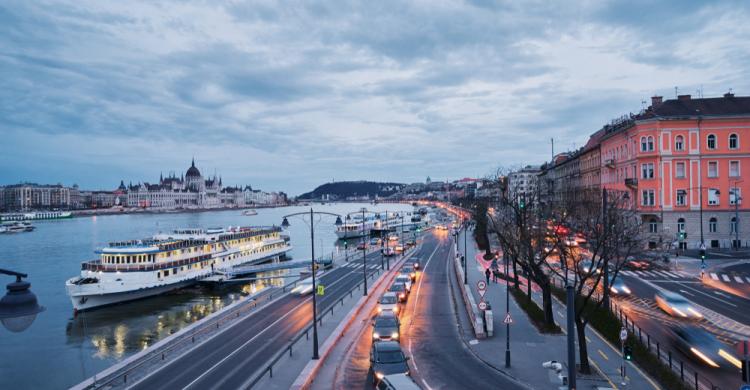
left=678, top=232, right=686, bottom=240
left=700, top=249, right=706, bottom=261
left=623, top=345, right=633, bottom=361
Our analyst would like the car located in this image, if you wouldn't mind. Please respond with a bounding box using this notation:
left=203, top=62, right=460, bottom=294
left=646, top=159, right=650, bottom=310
left=669, top=325, right=740, bottom=369
left=579, top=259, right=601, bottom=275
left=383, top=247, right=397, bottom=257
left=376, top=373, right=421, bottom=390
left=405, top=240, right=416, bottom=248
left=395, top=244, right=404, bottom=253
left=357, top=242, right=368, bottom=250
left=655, top=290, right=703, bottom=319
left=410, top=258, right=420, bottom=270
left=388, top=234, right=399, bottom=242
left=378, top=292, right=401, bottom=315
left=394, top=275, right=412, bottom=293
left=290, top=277, right=314, bottom=295
left=608, top=277, right=631, bottom=295
left=371, top=238, right=383, bottom=246
left=369, top=341, right=410, bottom=384
left=402, top=265, right=416, bottom=281
left=372, top=311, right=400, bottom=342
left=388, top=282, right=408, bottom=302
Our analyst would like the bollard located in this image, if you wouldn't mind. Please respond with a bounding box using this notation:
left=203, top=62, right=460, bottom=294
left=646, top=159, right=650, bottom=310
left=192, top=336, right=195, bottom=343
left=289, top=346, right=292, bottom=357
left=306, top=329, right=309, bottom=340
left=638, top=327, right=642, bottom=343
left=647, top=334, right=651, bottom=350
left=657, top=342, right=660, bottom=359
left=124, top=374, right=127, bottom=383
left=270, top=366, right=273, bottom=378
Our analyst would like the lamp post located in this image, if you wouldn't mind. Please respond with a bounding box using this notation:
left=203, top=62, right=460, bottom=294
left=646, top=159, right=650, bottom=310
left=281, top=209, right=343, bottom=359
left=504, top=250, right=511, bottom=368
left=731, top=181, right=743, bottom=250
left=0, top=269, right=45, bottom=333
left=464, top=219, right=468, bottom=285
left=347, top=208, right=380, bottom=296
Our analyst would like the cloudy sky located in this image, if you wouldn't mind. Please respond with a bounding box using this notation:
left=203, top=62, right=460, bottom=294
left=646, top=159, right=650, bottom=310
left=2, top=1, right=749, bottom=195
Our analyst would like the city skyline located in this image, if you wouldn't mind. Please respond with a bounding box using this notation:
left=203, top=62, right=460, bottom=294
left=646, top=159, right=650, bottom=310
left=2, top=1, right=750, bottom=194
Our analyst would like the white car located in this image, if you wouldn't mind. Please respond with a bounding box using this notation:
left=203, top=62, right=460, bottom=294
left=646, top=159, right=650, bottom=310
left=655, top=291, right=702, bottom=319
left=291, top=277, right=314, bottom=295
left=395, top=275, right=412, bottom=292
left=378, top=292, right=401, bottom=315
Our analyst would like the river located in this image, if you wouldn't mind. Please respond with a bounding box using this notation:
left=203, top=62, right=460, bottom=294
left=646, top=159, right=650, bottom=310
left=0, top=202, right=414, bottom=389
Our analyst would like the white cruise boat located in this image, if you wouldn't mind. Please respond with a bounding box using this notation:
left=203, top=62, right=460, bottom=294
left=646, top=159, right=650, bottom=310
left=335, top=212, right=403, bottom=239
left=0, top=210, right=72, bottom=222
left=65, top=226, right=291, bottom=311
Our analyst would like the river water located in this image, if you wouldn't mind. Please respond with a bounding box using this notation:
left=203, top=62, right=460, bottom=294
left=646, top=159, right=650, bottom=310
left=0, top=202, right=414, bottom=390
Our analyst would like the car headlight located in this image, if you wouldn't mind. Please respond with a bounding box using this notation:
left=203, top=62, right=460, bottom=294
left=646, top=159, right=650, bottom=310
left=690, top=347, right=720, bottom=368
left=373, top=332, right=380, bottom=339
left=391, top=332, right=399, bottom=339
left=400, top=293, right=405, bottom=299
left=377, top=307, right=382, bottom=312
left=622, top=287, right=631, bottom=294
left=719, top=349, right=742, bottom=368
left=687, top=307, right=703, bottom=318
left=610, top=287, right=618, bottom=294
left=393, top=306, right=398, bottom=313
left=375, top=372, right=385, bottom=380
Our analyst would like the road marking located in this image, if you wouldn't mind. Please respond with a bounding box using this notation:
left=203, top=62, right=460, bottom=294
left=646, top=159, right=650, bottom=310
left=735, top=276, right=745, bottom=283
left=664, top=271, right=680, bottom=278
left=710, top=273, right=719, bottom=280
left=469, top=339, right=479, bottom=345
left=598, top=349, right=609, bottom=360
left=722, top=274, right=731, bottom=282
left=746, top=277, right=750, bottom=283
left=675, top=283, right=738, bottom=307
left=679, top=289, right=695, bottom=297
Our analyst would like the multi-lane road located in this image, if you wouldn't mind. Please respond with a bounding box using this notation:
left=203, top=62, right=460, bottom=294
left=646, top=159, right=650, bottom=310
left=130, top=249, right=385, bottom=390
left=335, top=231, right=527, bottom=389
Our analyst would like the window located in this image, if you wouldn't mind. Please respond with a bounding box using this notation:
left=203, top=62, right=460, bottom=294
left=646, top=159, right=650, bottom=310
left=708, top=161, right=718, bottom=178
left=675, top=162, right=686, bottom=178
left=641, top=189, right=655, bottom=206
left=730, top=160, right=740, bottom=177
left=731, top=188, right=742, bottom=205
left=675, top=135, right=684, bottom=151
left=676, top=190, right=687, bottom=206
left=677, top=218, right=686, bottom=233
left=709, top=217, right=717, bottom=233
left=708, top=188, right=720, bottom=205
left=640, top=137, right=647, bottom=152
left=729, top=133, right=739, bottom=149
left=648, top=219, right=658, bottom=233
left=641, top=163, right=654, bottom=179
left=648, top=136, right=654, bottom=151
left=707, top=134, right=716, bottom=149
left=731, top=217, right=737, bottom=234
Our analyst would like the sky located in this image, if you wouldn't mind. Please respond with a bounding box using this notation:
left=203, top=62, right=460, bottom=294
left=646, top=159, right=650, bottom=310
left=2, top=1, right=750, bottom=195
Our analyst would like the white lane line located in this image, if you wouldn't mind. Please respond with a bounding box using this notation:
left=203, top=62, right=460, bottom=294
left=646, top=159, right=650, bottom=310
left=621, top=271, right=634, bottom=276
left=675, top=283, right=738, bottom=308
left=679, top=289, right=695, bottom=297
left=746, top=277, right=750, bottom=283
left=664, top=271, right=680, bottom=278
left=722, top=274, right=731, bottom=282
left=734, top=276, right=744, bottom=284
left=641, top=271, right=656, bottom=277
left=710, top=273, right=719, bottom=280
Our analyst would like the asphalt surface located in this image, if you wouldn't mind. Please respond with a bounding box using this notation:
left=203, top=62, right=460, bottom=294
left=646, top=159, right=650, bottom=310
left=617, top=273, right=743, bottom=390
left=129, top=250, right=384, bottom=390
left=336, top=231, right=526, bottom=389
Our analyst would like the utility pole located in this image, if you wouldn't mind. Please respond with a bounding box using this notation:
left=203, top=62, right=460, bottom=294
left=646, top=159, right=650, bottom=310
left=602, top=188, right=610, bottom=310
left=362, top=208, right=367, bottom=296
left=504, top=250, right=511, bottom=367
left=566, top=283, right=576, bottom=390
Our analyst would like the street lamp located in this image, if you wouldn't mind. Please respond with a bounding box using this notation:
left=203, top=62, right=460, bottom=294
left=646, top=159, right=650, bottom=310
left=0, top=269, right=45, bottom=333
left=347, top=208, right=380, bottom=296
left=730, top=181, right=743, bottom=250
left=503, top=251, right=511, bottom=368
left=280, top=209, right=343, bottom=360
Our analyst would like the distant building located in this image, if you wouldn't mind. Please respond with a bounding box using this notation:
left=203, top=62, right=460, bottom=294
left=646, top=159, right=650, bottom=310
left=508, top=165, right=541, bottom=198
left=0, top=183, right=71, bottom=211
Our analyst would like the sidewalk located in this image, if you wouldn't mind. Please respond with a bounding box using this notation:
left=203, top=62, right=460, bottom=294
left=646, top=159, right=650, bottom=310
left=458, top=229, right=662, bottom=390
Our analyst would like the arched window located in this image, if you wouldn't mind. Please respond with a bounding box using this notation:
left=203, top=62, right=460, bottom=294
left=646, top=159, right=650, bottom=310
left=729, top=133, right=739, bottom=149
left=707, top=134, right=716, bottom=149
left=677, top=218, right=686, bottom=233
left=731, top=217, right=738, bottom=234
left=641, top=137, right=647, bottom=151
left=709, top=217, right=717, bottom=233
left=675, top=135, right=684, bottom=151
left=647, top=136, right=655, bottom=151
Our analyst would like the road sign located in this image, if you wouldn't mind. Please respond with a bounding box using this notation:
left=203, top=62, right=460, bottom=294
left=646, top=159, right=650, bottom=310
left=701, top=262, right=707, bottom=270
left=317, top=284, right=325, bottom=296
left=700, top=243, right=706, bottom=250
left=503, top=313, right=513, bottom=324
left=620, top=327, right=628, bottom=341
left=477, top=281, right=487, bottom=299
left=478, top=301, right=488, bottom=311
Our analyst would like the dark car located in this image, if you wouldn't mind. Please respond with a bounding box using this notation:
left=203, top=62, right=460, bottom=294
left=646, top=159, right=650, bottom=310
left=669, top=325, right=739, bottom=369
left=357, top=242, right=367, bottom=250
left=372, top=311, right=400, bottom=342
left=401, top=265, right=416, bottom=282
left=370, top=341, right=410, bottom=384
left=388, top=282, right=408, bottom=302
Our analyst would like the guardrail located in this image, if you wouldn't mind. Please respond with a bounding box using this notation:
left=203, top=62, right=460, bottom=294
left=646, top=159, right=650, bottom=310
left=244, top=247, right=418, bottom=389
left=550, top=277, right=721, bottom=390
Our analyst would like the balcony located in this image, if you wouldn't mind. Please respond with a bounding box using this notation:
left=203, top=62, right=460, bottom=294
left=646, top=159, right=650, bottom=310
left=605, top=158, right=615, bottom=168
left=624, top=178, right=638, bottom=188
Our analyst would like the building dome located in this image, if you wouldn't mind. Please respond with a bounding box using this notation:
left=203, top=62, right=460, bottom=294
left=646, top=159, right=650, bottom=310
left=186, top=158, right=201, bottom=178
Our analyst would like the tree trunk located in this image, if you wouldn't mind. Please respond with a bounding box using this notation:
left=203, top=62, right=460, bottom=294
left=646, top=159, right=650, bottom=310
left=512, top=257, right=520, bottom=289
left=575, top=317, right=591, bottom=375
left=542, top=286, right=555, bottom=326
left=526, top=268, right=532, bottom=301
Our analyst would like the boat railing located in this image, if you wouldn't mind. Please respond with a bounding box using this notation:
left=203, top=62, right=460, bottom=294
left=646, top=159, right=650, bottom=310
left=81, top=254, right=212, bottom=272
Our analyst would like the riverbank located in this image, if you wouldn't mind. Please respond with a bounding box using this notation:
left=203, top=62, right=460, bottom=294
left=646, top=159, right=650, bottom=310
left=70, top=204, right=291, bottom=218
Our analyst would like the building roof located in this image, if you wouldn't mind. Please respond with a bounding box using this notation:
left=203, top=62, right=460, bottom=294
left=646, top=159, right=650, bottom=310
left=186, top=158, right=201, bottom=178
left=649, top=93, right=750, bottom=118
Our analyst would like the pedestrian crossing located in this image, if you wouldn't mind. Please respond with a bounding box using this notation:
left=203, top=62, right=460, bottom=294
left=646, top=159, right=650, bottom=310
left=619, top=270, right=694, bottom=279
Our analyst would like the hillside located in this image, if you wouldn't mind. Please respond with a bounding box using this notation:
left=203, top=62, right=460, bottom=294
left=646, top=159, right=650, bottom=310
left=297, top=181, right=405, bottom=200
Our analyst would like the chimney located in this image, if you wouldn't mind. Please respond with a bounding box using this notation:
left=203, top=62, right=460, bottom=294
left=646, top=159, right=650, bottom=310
left=651, top=96, right=663, bottom=107
left=677, top=94, right=692, bottom=102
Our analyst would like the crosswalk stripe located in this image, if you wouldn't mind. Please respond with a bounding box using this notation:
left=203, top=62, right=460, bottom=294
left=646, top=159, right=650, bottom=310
left=734, top=276, right=744, bottom=283
left=621, top=271, right=634, bottom=276
left=663, top=271, right=679, bottom=278
left=710, top=273, right=719, bottom=280
left=745, top=277, right=750, bottom=283
left=722, top=274, right=731, bottom=282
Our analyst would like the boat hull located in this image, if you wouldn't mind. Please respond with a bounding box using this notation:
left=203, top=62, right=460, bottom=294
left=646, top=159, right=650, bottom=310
left=67, top=281, right=193, bottom=311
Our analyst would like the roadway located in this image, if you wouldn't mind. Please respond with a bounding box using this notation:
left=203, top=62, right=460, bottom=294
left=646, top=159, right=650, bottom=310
left=616, top=272, right=744, bottom=390
left=335, top=231, right=526, bottom=389
left=130, top=249, right=385, bottom=390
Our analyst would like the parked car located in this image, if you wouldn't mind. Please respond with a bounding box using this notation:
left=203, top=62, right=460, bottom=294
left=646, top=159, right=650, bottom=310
left=372, top=311, right=400, bottom=342
left=410, top=257, right=420, bottom=270
left=388, top=282, right=408, bottom=302
left=370, top=341, right=410, bottom=384
left=655, top=291, right=703, bottom=319
left=624, top=257, right=654, bottom=271
left=405, top=240, right=416, bottom=248
left=371, top=238, right=383, bottom=246
left=378, top=292, right=401, bottom=315
left=377, top=373, right=421, bottom=390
